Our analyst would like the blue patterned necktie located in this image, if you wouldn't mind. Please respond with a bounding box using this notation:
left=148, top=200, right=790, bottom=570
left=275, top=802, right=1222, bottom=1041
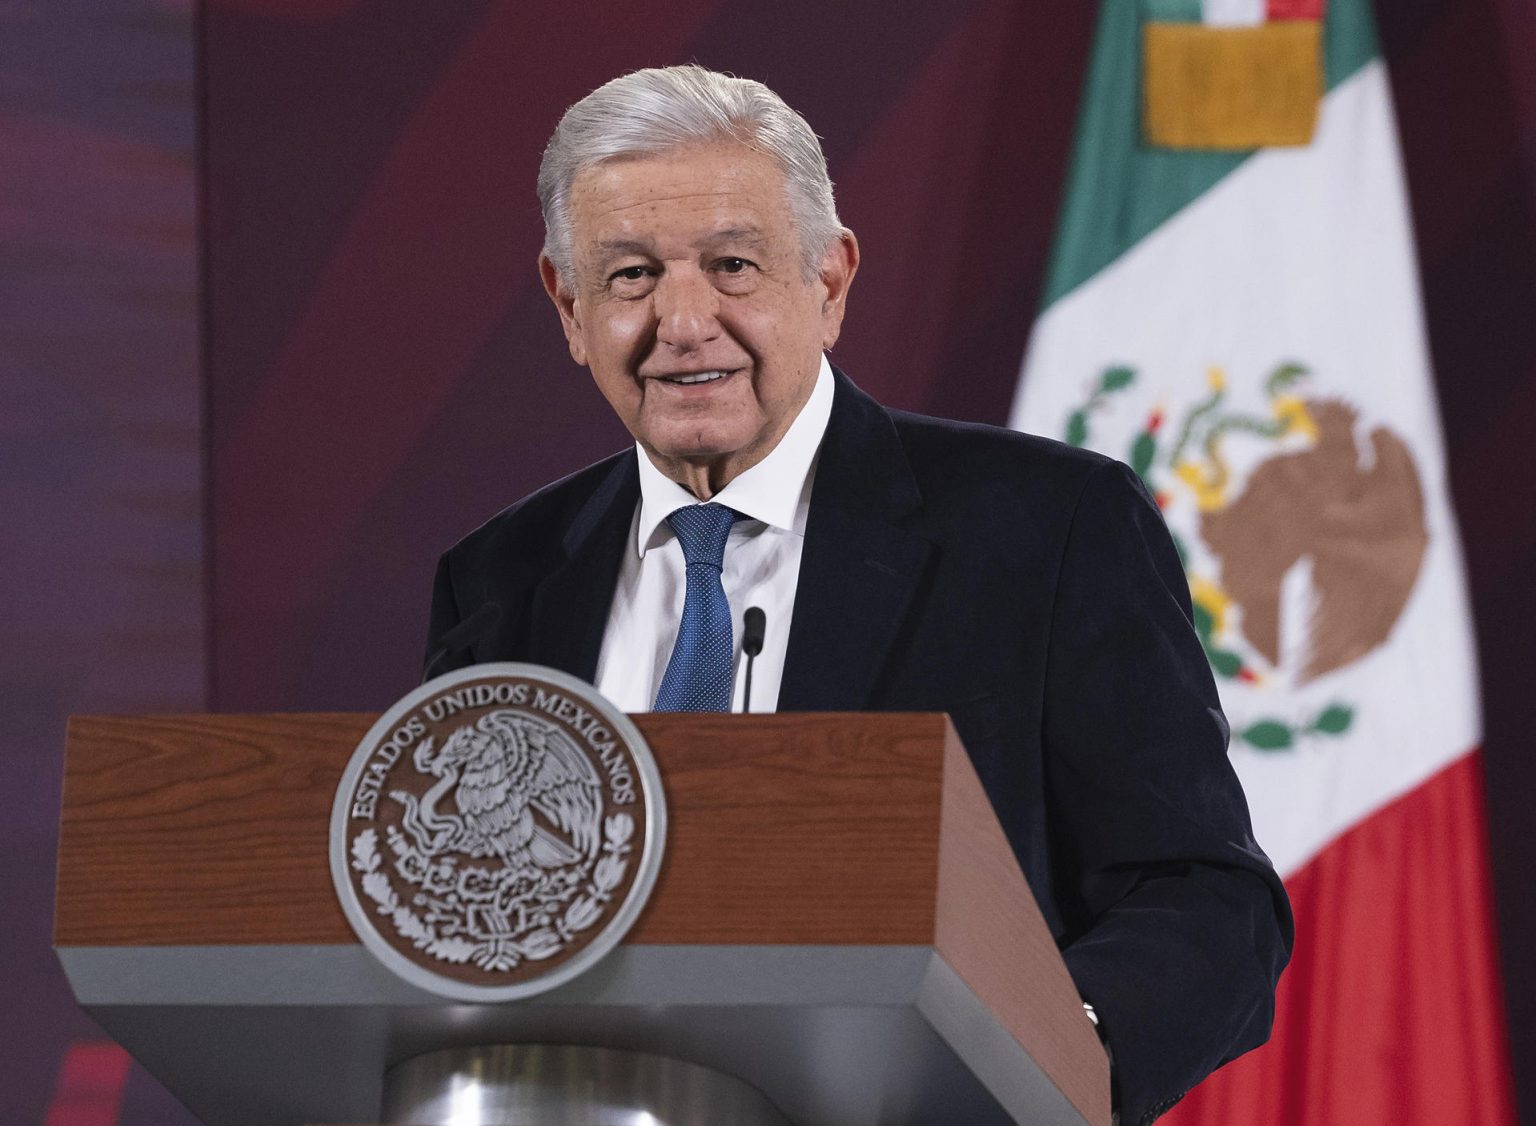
left=653, top=503, right=738, bottom=712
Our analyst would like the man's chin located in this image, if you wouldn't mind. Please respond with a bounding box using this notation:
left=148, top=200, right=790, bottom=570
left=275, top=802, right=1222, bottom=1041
left=639, top=429, right=765, bottom=485
left=642, top=423, right=753, bottom=463
left=646, top=441, right=742, bottom=469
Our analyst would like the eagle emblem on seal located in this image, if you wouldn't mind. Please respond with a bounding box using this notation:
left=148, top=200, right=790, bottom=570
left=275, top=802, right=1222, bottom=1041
left=344, top=697, right=645, bottom=979
left=395, top=710, right=603, bottom=873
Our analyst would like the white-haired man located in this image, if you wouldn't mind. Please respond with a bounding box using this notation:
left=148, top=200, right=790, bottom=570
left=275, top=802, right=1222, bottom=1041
left=428, top=64, right=1292, bottom=1125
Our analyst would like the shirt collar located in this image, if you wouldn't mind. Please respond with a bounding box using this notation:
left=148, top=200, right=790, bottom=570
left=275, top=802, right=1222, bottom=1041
left=634, top=354, right=835, bottom=556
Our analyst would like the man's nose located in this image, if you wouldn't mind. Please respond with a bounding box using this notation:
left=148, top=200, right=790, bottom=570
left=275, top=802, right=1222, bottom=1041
left=654, top=269, right=722, bottom=352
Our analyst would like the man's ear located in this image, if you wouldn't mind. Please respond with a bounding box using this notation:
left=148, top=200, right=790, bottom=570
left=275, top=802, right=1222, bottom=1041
left=817, top=228, right=860, bottom=350
left=539, top=252, right=588, bottom=366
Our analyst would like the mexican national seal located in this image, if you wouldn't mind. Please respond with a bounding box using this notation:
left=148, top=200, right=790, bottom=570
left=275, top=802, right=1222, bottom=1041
left=330, top=663, right=666, bottom=1001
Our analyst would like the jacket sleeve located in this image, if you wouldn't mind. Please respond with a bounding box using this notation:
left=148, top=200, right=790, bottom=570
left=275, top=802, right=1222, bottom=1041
left=1045, top=459, right=1294, bottom=1125
left=423, top=550, right=463, bottom=679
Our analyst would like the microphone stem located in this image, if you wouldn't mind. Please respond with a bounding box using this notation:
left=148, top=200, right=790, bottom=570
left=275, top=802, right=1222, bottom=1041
left=740, top=606, right=766, bottom=714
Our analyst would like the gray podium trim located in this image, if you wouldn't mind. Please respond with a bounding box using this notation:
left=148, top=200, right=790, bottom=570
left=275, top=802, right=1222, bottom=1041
left=60, top=943, right=1090, bottom=1125
left=917, top=955, right=1088, bottom=1126
left=58, top=943, right=937, bottom=1006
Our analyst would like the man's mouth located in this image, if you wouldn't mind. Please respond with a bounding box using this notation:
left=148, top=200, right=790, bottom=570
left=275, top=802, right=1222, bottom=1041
left=657, top=369, right=735, bottom=385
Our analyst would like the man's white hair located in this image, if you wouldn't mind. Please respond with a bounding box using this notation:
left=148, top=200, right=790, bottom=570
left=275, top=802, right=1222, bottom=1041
left=537, top=64, right=844, bottom=286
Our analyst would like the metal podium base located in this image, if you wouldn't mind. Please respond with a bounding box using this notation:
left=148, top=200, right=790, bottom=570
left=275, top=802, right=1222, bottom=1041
left=381, top=1044, right=791, bottom=1126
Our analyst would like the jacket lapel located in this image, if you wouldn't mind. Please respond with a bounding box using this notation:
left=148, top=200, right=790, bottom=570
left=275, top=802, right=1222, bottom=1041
left=525, top=451, right=639, bottom=684
left=778, top=371, right=933, bottom=711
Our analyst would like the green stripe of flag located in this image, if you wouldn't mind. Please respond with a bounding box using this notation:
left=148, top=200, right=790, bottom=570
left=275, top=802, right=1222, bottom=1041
left=1144, top=0, right=1202, bottom=20
left=1041, top=0, right=1381, bottom=307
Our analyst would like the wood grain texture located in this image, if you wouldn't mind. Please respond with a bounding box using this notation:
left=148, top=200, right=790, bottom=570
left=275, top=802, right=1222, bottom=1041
left=58, top=713, right=369, bottom=945
left=933, top=726, right=1112, bottom=1126
left=624, top=712, right=945, bottom=944
left=57, top=712, right=948, bottom=947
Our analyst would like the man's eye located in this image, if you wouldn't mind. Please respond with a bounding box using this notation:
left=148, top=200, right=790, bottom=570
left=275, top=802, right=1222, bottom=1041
left=611, top=266, right=650, bottom=282
left=715, top=258, right=752, bottom=274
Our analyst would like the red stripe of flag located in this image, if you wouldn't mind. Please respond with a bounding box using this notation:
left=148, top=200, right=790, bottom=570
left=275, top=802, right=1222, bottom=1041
left=1267, top=0, right=1326, bottom=17
left=1165, top=751, right=1515, bottom=1125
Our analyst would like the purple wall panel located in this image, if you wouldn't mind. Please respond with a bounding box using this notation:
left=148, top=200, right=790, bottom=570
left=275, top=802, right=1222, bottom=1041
left=1, top=1, right=204, bottom=1121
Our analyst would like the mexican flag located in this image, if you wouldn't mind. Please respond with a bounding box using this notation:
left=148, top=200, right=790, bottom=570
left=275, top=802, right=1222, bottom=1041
left=1012, top=0, right=1516, bottom=1121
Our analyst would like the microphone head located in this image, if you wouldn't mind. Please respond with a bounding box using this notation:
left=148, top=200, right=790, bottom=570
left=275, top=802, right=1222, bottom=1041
left=742, top=606, right=767, bottom=657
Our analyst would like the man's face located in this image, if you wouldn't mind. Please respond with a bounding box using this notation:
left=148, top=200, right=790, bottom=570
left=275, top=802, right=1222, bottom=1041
left=541, top=142, right=858, bottom=496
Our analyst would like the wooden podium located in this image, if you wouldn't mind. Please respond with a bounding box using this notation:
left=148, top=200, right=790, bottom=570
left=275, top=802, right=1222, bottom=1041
left=56, top=712, right=1110, bottom=1125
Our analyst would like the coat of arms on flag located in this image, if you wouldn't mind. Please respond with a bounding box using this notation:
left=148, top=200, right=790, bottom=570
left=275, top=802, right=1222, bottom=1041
left=1063, top=360, right=1428, bottom=753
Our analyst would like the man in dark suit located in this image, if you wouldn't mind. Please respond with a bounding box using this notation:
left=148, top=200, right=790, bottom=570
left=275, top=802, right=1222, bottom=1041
left=427, top=64, right=1291, bottom=1125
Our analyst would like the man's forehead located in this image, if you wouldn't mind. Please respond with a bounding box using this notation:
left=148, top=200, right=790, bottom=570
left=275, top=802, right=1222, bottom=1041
left=569, top=145, right=791, bottom=239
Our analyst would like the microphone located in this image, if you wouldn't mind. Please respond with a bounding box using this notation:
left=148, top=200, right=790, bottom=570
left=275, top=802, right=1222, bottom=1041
left=421, top=601, right=502, bottom=684
left=741, top=606, right=766, bottom=714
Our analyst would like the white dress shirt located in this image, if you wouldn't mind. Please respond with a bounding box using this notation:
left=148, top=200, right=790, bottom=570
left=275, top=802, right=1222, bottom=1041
left=594, top=356, right=835, bottom=713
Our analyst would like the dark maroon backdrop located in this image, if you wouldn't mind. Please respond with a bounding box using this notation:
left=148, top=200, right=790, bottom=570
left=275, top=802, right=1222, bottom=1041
left=5, top=1, right=1534, bottom=1122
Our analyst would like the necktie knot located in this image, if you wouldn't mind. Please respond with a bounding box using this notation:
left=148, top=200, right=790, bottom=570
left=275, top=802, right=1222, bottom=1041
left=666, top=503, right=738, bottom=568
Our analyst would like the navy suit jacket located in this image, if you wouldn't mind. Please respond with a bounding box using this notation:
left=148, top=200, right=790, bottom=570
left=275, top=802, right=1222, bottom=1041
left=428, top=369, right=1293, bottom=1125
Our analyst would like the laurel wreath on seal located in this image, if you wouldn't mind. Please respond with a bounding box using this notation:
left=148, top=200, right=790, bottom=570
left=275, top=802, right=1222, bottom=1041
left=350, top=812, right=635, bottom=971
